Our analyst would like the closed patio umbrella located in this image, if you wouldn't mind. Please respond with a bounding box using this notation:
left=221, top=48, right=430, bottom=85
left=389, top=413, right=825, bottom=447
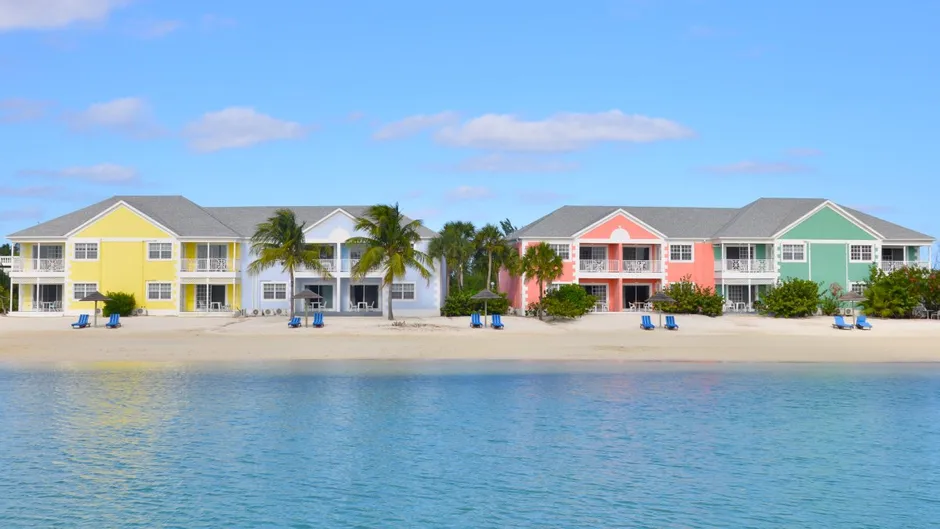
left=646, top=291, right=676, bottom=329
left=471, top=289, right=502, bottom=327
left=78, top=291, right=111, bottom=328
left=292, top=290, right=322, bottom=328
left=839, top=291, right=866, bottom=326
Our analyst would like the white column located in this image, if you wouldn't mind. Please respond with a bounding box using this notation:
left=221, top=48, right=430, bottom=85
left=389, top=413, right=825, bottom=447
left=333, top=279, right=339, bottom=311
left=928, top=245, right=932, bottom=268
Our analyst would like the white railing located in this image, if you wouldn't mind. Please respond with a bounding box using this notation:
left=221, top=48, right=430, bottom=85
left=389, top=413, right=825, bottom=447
left=0, top=256, right=12, bottom=268
left=880, top=260, right=929, bottom=273
left=622, top=260, right=662, bottom=274
left=8, top=258, right=66, bottom=273
left=19, top=300, right=64, bottom=312
left=718, top=259, right=775, bottom=273
left=297, top=259, right=337, bottom=273
left=579, top=259, right=618, bottom=273
left=180, top=258, right=238, bottom=273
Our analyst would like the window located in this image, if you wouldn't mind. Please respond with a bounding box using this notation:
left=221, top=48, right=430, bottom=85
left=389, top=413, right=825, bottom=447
left=74, top=242, right=99, bottom=260
left=547, top=243, right=570, bottom=260
left=547, top=283, right=564, bottom=293
left=148, top=242, right=173, bottom=260
left=581, top=284, right=608, bottom=301
left=781, top=243, right=806, bottom=262
left=669, top=244, right=693, bottom=262
left=146, top=282, right=172, bottom=301
left=850, top=244, right=873, bottom=262
left=391, top=283, right=416, bottom=300
left=73, top=283, right=97, bottom=300
left=850, top=282, right=866, bottom=295
left=263, top=283, right=287, bottom=300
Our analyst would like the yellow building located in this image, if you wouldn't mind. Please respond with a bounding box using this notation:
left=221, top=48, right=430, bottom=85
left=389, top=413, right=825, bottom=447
left=6, top=196, right=243, bottom=317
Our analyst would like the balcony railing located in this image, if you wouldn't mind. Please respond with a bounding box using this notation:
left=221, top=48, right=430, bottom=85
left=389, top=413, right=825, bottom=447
left=579, top=260, right=663, bottom=274
left=0, top=256, right=12, bottom=268
left=717, top=259, right=776, bottom=273
left=180, top=258, right=238, bottom=273
left=579, top=259, right=619, bottom=273
left=880, top=260, right=929, bottom=273
left=622, top=260, right=662, bottom=274
left=9, top=258, right=65, bottom=273
left=296, top=259, right=337, bottom=273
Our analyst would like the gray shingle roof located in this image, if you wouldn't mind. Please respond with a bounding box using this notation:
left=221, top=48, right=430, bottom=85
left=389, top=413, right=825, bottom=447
left=509, top=199, right=934, bottom=242
left=8, top=198, right=438, bottom=239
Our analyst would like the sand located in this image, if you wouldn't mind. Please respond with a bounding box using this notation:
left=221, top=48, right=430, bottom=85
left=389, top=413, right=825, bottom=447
left=1, top=311, right=939, bottom=365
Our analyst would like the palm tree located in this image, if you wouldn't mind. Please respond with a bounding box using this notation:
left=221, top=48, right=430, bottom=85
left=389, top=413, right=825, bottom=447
left=475, top=223, right=507, bottom=291
left=248, top=208, right=332, bottom=314
left=347, top=203, right=434, bottom=320
left=522, top=242, right=564, bottom=320
left=499, top=218, right=518, bottom=237
left=428, top=221, right=476, bottom=292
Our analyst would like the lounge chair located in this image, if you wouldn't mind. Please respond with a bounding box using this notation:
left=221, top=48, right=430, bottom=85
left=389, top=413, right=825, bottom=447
left=855, top=315, right=872, bottom=330
left=491, top=313, right=504, bottom=330
left=640, top=315, right=655, bottom=330
left=313, top=312, right=324, bottom=328
left=470, top=312, right=483, bottom=328
left=665, top=315, right=679, bottom=330
left=288, top=316, right=301, bottom=328
left=105, top=313, right=121, bottom=329
left=71, top=314, right=90, bottom=329
left=832, top=315, right=853, bottom=330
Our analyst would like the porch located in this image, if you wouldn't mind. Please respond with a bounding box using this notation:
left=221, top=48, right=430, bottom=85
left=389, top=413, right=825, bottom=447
left=579, top=279, right=662, bottom=313
left=179, top=242, right=240, bottom=278
left=880, top=245, right=930, bottom=272
left=717, top=283, right=771, bottom=313
left=577, top=244, right=665, bottom=277
left=714, top=243, right=777, bottom=280
left=179, top=279, right=241, bottom=315
left=293, top=278, right=384, bottom=314
left=294, top=243, right=384, bottom=278
left=7, top=279, right=65, bottom=316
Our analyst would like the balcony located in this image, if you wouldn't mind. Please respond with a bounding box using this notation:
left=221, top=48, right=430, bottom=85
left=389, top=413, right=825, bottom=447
left=0, top=256, right=12, bottom=268
left=578, top=259, right=662, bottom=276
left=880, top=260, right=929, bottom=273
left=340, top=258, right=382, bottom=276
left=296, top=259, right=337, bottom=274
left=714, top=259, right=777, bottom=282
left=622, top=260, right=662, bottom=274
left=7, top=257, right=66, bottom=275
left=179, top=258, right=239, bottom=276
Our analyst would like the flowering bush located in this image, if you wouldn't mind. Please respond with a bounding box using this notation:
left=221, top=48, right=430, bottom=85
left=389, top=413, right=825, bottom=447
left=861, top=264, right=940, bottom=318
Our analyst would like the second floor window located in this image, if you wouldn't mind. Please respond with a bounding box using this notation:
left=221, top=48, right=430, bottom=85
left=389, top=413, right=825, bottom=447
left=850, top=244, right=873, bottom=262
left=74, top=243, right=98, bottom=260
left=669, top=244, right=693, bottom=262
left=148, top=243, right=173, bottom=260
left=547, top=243, right=570, bottom=260
left=781, top=244, right=805, bottom=262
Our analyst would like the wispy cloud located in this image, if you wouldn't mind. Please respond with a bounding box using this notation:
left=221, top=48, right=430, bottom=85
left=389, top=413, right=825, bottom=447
left=0, top=206, right=43, bottom=222
left=450, top=153, right=579, bottom=173
left=786, top=147, right=823, bottom=157
left=0, top=98, right=49, bottom=123
left=434, top=110, right=694, bottom=152
left=135, top=19, right=182, bottom=39
left=183, top=107, right=309, bottom=152
left=0, top=185, right=63, bottom=198
left=517, top=190, right=570, bottom=204
left=704, top=160, right=810, bottom=175
left=0, top=0, right=132, bottom=31
left=373, top=111, right=460, bottom=140
left=65, top=97, right=163, bottom=138
left=19, top=163, right=140, bottom=184
left=446, top=185, right=494, bottom=201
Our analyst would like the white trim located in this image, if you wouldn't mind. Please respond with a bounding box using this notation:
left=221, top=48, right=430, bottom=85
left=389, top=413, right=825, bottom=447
left=778, top=239, right=882, bottom=244
left=145, top=281, right=174, bottom=302
left=571, top=209, right=668, bottom=240
left=64, top=200, right=178, bottom=238
left=302, top=208, right=359, bottom=234
left=770, top=200, right=883, bottom=240
left=577, top=238, right=664, bottom=244
left=881, top=239, right=935, bottom=246
left=668, top=243, right=694, bottom=262
left=69, top=237, right=177, bottom=243
left=390, top=282, right=416, bottom=301
left=72, top=282, right=98, bottom=301
left=147, top=242, right=174, bottom=261
left=262, top=281, right=288, bottom=300
left=72, top=241, right=100, bottom=261
left=848, top=243, right=875, bottom=263
left=780, top=242, right=807, bottom=262
left=177, top=237, right=247, bottom=242
left=6, top=236, right=66, bottom=242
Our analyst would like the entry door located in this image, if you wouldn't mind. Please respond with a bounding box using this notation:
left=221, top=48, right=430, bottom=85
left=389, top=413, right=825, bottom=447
left=622, top=285, right=651, bottom=307
left=196, top=285, right=227, bottom=310
left=197, top=244, right=228, bottom=270
left=305, top=285, right=333, bottom=309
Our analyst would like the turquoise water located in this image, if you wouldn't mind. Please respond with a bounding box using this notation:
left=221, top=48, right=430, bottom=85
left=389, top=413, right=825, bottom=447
left=1, top=362, right=939, bottom=528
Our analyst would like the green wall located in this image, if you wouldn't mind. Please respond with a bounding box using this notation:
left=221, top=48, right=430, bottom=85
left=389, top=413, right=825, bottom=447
left=781, top=206, right=876, bottom=240
left=810, top=243, right=848, bottom=293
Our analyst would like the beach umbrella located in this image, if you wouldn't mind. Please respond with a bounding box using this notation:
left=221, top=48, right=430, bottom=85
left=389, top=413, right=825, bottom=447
left=471, top=289, right=502, bottom=327
left=646, top=291, right=676, bottom=329
left=839, top=291, right=866, bottom=326
left=292, top=290, right=322, bottom=327
left=79, top=291, right=111, bottom=328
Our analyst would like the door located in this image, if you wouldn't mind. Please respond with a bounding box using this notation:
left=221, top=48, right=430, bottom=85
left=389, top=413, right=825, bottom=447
left=304, top=284, right=333, bottom=309
left=622, top=285, right=651, bottom=308
left=581, top=284, right=608, bottom=310
left=197, top=244, right=228, bottom=271
left=349, top=284, right=379, bottom=310
left=622, top=246, right=650, bottom=261
left=33, top=284, right=63, bottom=311
left=195, top=285, right=227, bottom=310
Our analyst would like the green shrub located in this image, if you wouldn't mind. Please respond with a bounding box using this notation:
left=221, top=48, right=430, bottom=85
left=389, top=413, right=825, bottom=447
left=755, top=278, right=821, bottom=318
left=860, top=264, right=939, bottom=318
left=543, top=284, right=596, bottom=319
left=441, top=289, right=509, bottom=317
left=525, top=301, right=541, bottom=317
left=654, top=276, right=725, bottom=317
left=818, top=282, right=844, bottom=316
left=103, top=291, right=137, bottom=317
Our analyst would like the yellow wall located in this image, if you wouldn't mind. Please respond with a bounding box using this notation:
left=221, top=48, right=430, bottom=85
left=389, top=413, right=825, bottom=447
left=68, top=205, right=179, bottom=313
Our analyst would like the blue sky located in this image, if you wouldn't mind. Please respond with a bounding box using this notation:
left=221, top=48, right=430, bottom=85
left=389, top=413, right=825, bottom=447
left=1, top=0, right=938, bottom=243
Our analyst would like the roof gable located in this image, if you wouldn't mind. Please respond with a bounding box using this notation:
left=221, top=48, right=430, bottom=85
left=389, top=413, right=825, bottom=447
left=775, top=202, right=880, bottom=240
left=69, top=201, right=176, bottom=238
left=575, top=209, right=666, bottom=240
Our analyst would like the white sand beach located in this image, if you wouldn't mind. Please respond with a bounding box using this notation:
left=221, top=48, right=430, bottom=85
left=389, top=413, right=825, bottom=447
left=1, top=312, right=939, bottom=364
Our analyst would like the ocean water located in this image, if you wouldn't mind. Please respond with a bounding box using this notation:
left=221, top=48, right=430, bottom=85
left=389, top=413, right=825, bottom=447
left=1, top=362, right=939, bottom=528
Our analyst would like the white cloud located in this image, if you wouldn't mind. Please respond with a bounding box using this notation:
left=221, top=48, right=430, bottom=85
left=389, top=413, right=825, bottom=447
left=451, top=153, right=579, bottom=173
left=0, top=98, right=48, bottom=122
left=0, top=0, right=131, bottom=31
left=372, top=111, right=459, bottom=140
left=704, top=160, right=809, bottom=175
left=446, top=185, right=494, bottom=201
left=20, top=163, right=139, bottom=184
left=183, top=107, right=308, bottom=152
left=65, top=97, right=161, bottom=138
left=435, top=110, right=694, bottom=151
left=0, top=185, right=62, bottom=197
left=137, top=19, right=181, bottom=38
left=786, top=147, right=823, bottom=157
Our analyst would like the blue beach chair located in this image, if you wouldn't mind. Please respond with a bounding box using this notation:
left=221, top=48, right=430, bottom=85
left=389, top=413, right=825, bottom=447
left=640, top=315, right=655, bottom=330
left=470, top=312, right=483, bottom=328
left=665, top=315, right=679, bottom=330
left=855, top=315, right=872, bottom=330
left=832, top=315, right=853, bottom=330
left=105, top=313, right=121, bottom=329
left=491, top=313, right=504, bottom=329
left=288, top=316, right=301, bottom=328
left=71, top=314, right=90, bottom=329
left=313, top=312, right=324, bottom=328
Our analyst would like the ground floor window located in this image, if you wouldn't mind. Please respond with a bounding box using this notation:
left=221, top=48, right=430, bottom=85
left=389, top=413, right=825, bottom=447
left=391, top=283, right=415, bottom=300
left=263, top=282, right=287, bottom=300
left=147, top=282, right=172, bottom=301
left=581, top=284, right=607, bottom=301
left=849, top=282, right=866, bottom=295
left=726, top=285, right=747, bottom=303
left=622, top=284, right=651, bottom=306
left=73, top=282, right=97, bottom=300
left=350, top=284, right=381, bottom=309
left=196, top=285, right=227, bottom=310
left=302, top=284, right=334, bottom=309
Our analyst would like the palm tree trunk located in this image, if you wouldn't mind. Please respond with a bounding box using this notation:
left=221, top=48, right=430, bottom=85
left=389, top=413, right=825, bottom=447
left=486, top=251, right=493, bottom=291
left=458, top=266, right=464, bottom=290
left=387, top=283, right=394, bottom=320
left=538, top=280, right=544, bottom=320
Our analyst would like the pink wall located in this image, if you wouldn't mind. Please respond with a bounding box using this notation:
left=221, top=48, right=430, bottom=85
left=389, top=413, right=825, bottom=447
left=500, top=243, right=524, bottom=308
left=666, top=242, right=715, bottom=289
left=580, top=213, right=658, bottom=240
